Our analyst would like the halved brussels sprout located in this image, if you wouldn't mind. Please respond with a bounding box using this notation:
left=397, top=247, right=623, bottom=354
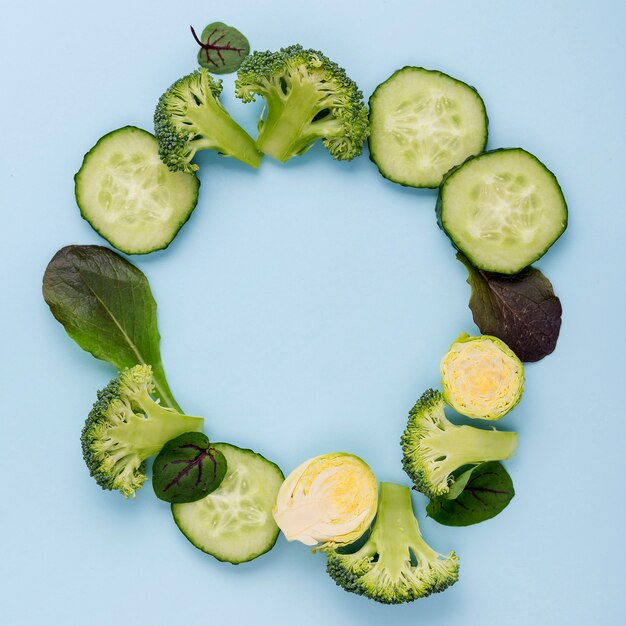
left=441, top=333, right=524, bottom=420
left=273, top=452, right=378, bottom=550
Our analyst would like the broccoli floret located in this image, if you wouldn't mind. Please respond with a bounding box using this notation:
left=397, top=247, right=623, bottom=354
left=154, top=68, right=262, bottom=172
left=401, top=389, right=518, bottom=499
left=326, top=482, right=458, bottom=604
left=235, top=45, right=369, bottom=162
left=81, top=365, right=204, bottom=498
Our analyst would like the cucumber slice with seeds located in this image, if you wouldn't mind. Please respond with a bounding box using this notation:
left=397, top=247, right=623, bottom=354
left=75, top=126, right=199, bottom=254
left=437, top=148, right=568, bottom=274
left=369, top=67, right=488, bottom=188
left=172, top=443, right=284, bottom=564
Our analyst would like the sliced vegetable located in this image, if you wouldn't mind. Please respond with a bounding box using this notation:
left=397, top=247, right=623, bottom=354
left=172, top=443, right=284, bottom=564
left=82, top=365, right=203, bottom=498
left=152, top=433, right=227, bottom=503
left=441, top=333, right=524, bottom=420
left=401, top=389, right=518, bottom=498
left=235, top=45, right=369, bottom=162
left=42, top=245, right=181, bottom=410
left=273, top=453, right=377, bottom=550
left=427, top=462, right=515, bottom=526
left=75, top=126, right=200, bottom=255
left=326, top=482, right=459, bottom=604
left=154, top=68, right=262, bottom=172
left=458, top=253, right=562, bottom=362
left=437, top=148, right=567, bottom=274
left=369, top=66, right=488, bottom=188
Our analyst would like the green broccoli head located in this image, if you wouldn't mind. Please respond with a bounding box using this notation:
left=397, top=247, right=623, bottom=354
left=401, top=389, right=518, bottom=499
left=326, top=482, right=458, bottom=604
left=154, top=68, right=261, bottom=173
left=81, top=365, right=204, bottom=498
left=235, top=45, right=369, bottom=162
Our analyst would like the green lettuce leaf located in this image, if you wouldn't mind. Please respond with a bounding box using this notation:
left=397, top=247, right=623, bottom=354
left=42, top=245, right=180, bottom=410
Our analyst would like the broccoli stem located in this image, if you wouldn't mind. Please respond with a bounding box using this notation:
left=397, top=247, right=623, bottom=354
left=373, top=483, right=449, bottom=582
left=422, top=425, right=517, bottom=490
left=256, top=82, right=323, bottom=161
left=369, top=483, right=420, bottom=579
left=451, top=425, right=518, bottom=465
left=117, top=409, right=203, bottom=460
left=120, top=389, right=203, bottom=459
left=433, top=425, right=517, bottom=472
left=186, top=95, right=261, bottom=168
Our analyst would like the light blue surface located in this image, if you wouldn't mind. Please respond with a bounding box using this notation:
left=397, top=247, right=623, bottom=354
left=1, top=1, right=625, bottom=624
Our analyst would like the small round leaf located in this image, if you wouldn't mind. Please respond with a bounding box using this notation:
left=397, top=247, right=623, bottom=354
left=191, top=22, right=250, bottom=74
left=152, top=432, right=227, bottom=503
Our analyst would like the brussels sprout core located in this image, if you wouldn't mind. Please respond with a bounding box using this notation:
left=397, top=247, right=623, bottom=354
left=273, top=452, right=378, bottom=550
left=441, top=333, right=524, bottom=420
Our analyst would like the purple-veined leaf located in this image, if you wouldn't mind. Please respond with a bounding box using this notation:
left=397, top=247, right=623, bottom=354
left=458, top=253, right=562, bottom=362
left=191, top=22, right=250, bottom=74
left=152, top=432, right=227, bottom=503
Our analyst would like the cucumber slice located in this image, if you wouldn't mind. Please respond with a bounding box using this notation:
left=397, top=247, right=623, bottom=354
left=369, top=67, right=488, bottom=188
left=437, top=148, right=568, bottom=274
left=172, top=443, right=284, bottom=564
left=75, top=126, right=200, bottom=255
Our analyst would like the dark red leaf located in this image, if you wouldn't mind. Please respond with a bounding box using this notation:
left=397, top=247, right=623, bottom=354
left=458, top=253, right=562, bottom=362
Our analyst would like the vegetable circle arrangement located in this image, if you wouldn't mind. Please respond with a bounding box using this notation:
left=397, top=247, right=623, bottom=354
left=42, top=23, right=566, bottom=605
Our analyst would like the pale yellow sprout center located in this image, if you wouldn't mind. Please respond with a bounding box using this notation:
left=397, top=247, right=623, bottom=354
left=441, top=334, right=524, bottom=420
left=273, top=453, right=378, bottom=549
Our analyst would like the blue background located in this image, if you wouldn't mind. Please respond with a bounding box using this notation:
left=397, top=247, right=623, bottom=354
left=1, top=1, right=625, bottom=624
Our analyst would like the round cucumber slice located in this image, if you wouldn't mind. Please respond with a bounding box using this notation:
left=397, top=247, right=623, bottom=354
left=75, top=126, right=200, bottom=254
left=172, top=443, right=284, bottom=564
left=437, top=148, right=568, bottom=274
left=369, top=67, right=488, bottom=188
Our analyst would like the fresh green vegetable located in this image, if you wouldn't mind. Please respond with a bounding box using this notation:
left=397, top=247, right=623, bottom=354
left=440, top=333, right=524, bottom=420
left=74, top=126, right=200, bottom=255
left=235, top=45, right=369, bottom=162
left=154, top=68, right=262, bottom=173
left=369, top=67, right=488, bottom=188
left=326, top=482, right=458, bottom=604
left=81, top=365, right=203, bottom=498
left=152, top=432, right=227, bottom=503
left=172, top=443, right=284, bottom=564
left=437, top=148, right=568, bottom=274
left=458, top=253, right=562, bottom=362
left=191, top=22, right=250, bottom=73
left=273, top=453, right=378, bottom=550
left=43, top=245, right=181, bottom=410
left=427, top=462, right=515, bottom=526
left=44, top=24, right=570, bottom=593
left=401, top=389, right=518, bottom=499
